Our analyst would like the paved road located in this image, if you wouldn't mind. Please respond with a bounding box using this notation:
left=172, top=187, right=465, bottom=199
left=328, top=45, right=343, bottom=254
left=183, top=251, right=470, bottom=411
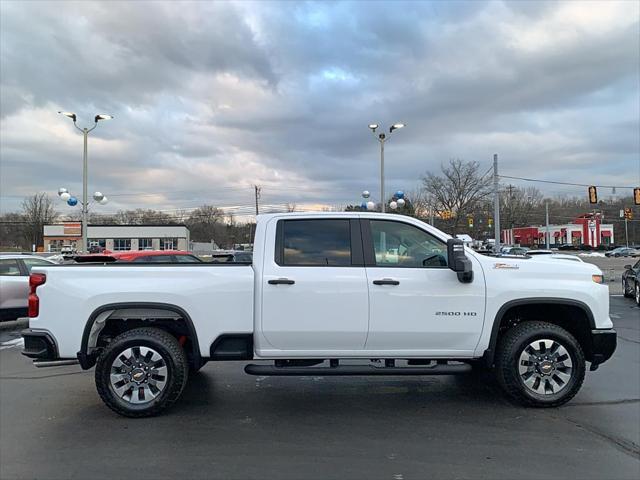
left=1, top=297, right=638, bottom=480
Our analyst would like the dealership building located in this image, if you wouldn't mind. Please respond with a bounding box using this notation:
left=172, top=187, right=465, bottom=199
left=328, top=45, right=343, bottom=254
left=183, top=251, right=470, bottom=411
left=43, top=222, right=190, bottom=252
left=501, top=214, right=614, bottom=248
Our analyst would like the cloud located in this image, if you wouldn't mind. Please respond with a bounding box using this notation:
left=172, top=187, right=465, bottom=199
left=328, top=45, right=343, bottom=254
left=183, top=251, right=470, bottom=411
left=1, top=0, right=638, bottom=217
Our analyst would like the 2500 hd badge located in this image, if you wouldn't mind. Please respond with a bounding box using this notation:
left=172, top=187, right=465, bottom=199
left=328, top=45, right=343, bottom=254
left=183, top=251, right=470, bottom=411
left=436, top=311, right=478, bottom=316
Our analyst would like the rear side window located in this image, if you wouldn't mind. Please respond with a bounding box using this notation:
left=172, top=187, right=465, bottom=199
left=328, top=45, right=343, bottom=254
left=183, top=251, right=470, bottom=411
left=278, top=219, right=352, bottom=266
left=0, top=259, right=22, bottom=276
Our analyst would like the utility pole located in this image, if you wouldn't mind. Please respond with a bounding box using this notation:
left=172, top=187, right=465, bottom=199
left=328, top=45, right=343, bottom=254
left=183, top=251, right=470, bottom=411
left=254, top=185, right=261, bottom=215
left=625, top=217, right=629, bottom=248
left=545, top=200, right=550, bottom=249
left=493, top=154, right=500, bottom=253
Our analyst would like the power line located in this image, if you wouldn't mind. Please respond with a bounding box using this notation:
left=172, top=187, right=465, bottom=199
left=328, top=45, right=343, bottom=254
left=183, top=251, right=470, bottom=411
left=499, top=175, right=636, bottom=189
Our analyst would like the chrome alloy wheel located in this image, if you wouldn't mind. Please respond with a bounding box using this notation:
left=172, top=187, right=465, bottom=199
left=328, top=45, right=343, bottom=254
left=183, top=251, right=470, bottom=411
left=518, top=339, right=573, bottom=395
left=109, top=346, right=168, bottom=404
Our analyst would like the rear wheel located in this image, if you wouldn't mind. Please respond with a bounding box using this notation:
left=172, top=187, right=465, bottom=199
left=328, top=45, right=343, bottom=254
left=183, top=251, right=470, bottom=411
left=623, top=279, right=633, bottom=298
left=95, top=327, right=188, bottom=417
left=635, top=282, right=640, bottom=306
left=495, top=321, right=585, bottom=407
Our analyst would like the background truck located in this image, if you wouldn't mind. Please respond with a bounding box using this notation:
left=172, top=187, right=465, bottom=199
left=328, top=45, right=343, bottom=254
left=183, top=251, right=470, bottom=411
left=21, top=212, right=616, bottom=417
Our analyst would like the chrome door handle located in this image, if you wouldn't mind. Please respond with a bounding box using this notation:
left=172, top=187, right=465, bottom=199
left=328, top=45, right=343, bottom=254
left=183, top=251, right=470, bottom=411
left=373, top=278, right=400, bottom=286
left=268, top=278, right=295, bottom=285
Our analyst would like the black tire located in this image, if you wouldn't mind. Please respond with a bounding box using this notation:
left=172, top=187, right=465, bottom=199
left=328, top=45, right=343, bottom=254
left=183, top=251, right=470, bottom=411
left=95, top=327, right=189, bottom=418
left=635, top=282, right=640, bottom=307
left=623, top=279, right=633, bottom=298
left=495, top=321, right=585, bottom=408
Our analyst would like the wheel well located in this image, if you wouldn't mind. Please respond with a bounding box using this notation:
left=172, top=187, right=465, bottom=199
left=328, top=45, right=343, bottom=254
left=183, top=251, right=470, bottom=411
left=487, top=301, right=595, bottom=365
left=80, top=303, right=202, bottom=370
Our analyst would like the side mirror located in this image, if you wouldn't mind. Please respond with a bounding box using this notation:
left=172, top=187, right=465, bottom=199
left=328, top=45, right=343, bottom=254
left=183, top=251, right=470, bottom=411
left=447, top=238, right=473, bottom=283
left=624, top=265, right=632, bottom=270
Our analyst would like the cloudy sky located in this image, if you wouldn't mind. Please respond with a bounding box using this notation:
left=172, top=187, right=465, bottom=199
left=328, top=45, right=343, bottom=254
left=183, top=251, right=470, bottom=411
left=1, top=0, right=638, bottom=219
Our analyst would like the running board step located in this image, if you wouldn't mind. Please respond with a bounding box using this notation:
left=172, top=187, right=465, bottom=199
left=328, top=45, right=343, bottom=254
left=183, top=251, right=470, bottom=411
left=244, top=363, right=471, bottom=376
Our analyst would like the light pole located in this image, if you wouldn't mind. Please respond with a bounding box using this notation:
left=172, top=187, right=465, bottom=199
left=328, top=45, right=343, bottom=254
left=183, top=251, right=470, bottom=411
left=368, top=123, right=405, bottom=212
left=59, top=112, right=112, bottom=252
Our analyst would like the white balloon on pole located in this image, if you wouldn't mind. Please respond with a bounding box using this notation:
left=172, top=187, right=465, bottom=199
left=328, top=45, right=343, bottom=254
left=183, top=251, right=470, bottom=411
left=93, top=192, right=104, bottom=202
left=60, top=192, right=71, bottom=201
left=362, top=190, right=370, bottom=199
left=99, top=196, right=108, bottom=205
left=58, top=187, right=68, bottom=196
left=389, top=201, right=398, bottom=210
left=397, top=198, right=405, bottom=207
left=366, top=201, right=375, bottom=211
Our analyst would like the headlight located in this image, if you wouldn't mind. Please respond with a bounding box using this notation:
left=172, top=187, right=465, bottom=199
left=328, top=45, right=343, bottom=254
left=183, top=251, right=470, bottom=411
left=592, top=274, right=604, bottom=284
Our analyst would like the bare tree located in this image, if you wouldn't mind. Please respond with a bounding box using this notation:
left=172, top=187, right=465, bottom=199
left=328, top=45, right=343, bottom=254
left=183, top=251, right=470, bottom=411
left=285, top=203, right=297, bottom=212
left=501, top=186, right=544, bottom=228
left=421, top=159, right=493, bottom=234
left=21, top=193, right=58, bottom=250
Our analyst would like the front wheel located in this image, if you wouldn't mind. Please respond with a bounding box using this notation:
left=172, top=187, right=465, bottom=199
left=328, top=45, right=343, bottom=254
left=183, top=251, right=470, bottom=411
left=623, top=279, right=633, bottom=298
left=635, top=282, right=640, bottom=306
left=95, top=327, right=189, bottom=417
left=495, top=321, right=585, bottom=407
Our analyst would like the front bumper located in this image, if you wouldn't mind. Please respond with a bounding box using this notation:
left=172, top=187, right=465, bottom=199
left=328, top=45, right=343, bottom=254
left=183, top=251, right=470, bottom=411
left=21, top=329, right=58, bottom=360
left=589, top=328, right=616, bottom=371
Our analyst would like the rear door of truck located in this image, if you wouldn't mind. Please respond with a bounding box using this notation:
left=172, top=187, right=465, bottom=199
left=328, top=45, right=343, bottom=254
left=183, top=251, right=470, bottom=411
left=259, top=217, right=369, bottom=352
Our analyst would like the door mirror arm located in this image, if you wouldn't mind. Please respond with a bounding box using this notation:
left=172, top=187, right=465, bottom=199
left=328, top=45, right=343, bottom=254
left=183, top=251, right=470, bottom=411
left=447, top=238, right=473, bottom=283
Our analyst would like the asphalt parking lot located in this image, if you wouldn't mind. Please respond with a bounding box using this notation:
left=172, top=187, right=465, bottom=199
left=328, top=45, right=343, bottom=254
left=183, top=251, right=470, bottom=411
left=0, top=295, right=638, bottom=480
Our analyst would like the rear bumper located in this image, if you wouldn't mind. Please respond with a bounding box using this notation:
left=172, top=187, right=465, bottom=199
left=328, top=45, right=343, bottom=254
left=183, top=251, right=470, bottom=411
left=589, top=329, right=616, bottom=370
left=21, top=329, right=58, bottom=360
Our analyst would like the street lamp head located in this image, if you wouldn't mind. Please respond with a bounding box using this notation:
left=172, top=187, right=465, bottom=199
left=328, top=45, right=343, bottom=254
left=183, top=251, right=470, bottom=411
left=95, top=114, right=113, bottom=122
left=368, top=124, right=378, bottom=131
left=58, top=111, right=77, bottom=122
left=390, top=123, right=405, bottom=133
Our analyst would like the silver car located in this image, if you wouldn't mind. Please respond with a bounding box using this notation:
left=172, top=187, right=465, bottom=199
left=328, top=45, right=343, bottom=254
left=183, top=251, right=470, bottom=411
left=0, top=255, right=57, bottom=321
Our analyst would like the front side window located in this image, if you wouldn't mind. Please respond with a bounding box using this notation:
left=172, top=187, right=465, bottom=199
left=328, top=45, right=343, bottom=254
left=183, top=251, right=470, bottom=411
left=0, top=259, right=21, bottom=276
left=280, top=219, right=351, bottom=266
left=174, top=255, right=202, bottom=263
left=133, top=255, right=171, bottom=263
left=369, top=220, right=448, bottom=268
left=22, top=258, right=53, bottom=273
left=113, top=239, right=131, bottom=251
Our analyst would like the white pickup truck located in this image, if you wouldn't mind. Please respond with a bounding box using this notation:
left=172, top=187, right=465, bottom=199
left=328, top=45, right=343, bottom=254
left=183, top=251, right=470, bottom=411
left=21, top=212, right=616, bottom=417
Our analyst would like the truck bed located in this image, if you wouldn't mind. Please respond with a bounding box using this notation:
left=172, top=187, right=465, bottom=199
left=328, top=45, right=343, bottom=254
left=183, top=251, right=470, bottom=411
left=29, top=263, right=255, bottom=359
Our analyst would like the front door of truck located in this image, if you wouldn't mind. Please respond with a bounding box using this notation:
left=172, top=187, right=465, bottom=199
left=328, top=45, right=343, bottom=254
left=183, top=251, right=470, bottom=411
left=362, top=219, right=486, bottom=356
left=260, top=218, right=369, bottom=353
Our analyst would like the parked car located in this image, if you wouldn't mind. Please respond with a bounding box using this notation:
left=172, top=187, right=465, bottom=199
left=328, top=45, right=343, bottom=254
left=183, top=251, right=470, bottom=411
left=0, top=255, right=57, bottom=321
left=605, top=247, right=640, bottom=258
left=529, top=253, right=584, bottom=263
left=22, top=212, right=615, bottom=417
left=622, top=260, right=640, bottom=306
left=500, top=246, right=529, bottom=256
left=208, top=250, right=253, bottom=263
left=73, top=250, right=202, bottom=263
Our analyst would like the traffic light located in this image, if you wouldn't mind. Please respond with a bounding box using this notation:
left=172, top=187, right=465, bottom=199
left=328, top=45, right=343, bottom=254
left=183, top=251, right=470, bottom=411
left=488, top=217, right=493, bottom=228
left=634, top=188, right=640, bottom=205
left=467, top=216, right=474, bottom=228
left=624, top=208, right=633, bottom=220
left=588, top=186, right=598, bottom=204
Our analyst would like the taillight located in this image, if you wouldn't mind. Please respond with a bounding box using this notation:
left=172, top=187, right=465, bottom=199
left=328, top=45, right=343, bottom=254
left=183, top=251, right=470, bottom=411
left=28, top=273, right=46, bottom=318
